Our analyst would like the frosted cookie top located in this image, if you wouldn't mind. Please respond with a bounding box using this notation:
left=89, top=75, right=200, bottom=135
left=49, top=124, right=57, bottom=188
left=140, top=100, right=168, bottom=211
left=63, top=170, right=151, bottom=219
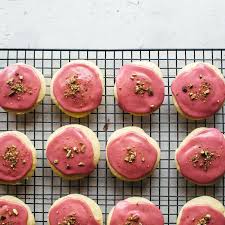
left=109, top=198, right=164, bottom=225
left=107, top=128, right=159, bottom=180
left=0, top=63, right=42, bottom=111
left=48, top=195, right=101, bottom=225
left=115, top=62, right=164, bottom=114
left=176, top=128, right=225, bottom=185
left=52, top=61, right=103, bottom=113
left=179, top=205, right=225, bottom=225
left=46, top=126, right=96, bottom=176
left=171, top=63, right=225, bottom=119
left=0, top=132, right=34, bottom=183
left=0, top=199, right=29, bottom=225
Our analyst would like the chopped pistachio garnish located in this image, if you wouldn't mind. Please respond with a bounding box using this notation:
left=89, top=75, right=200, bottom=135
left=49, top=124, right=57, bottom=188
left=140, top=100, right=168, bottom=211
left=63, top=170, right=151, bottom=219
left=197, top=214, right=211, bottom=225
left=6, top=77, right=26, bottom=97
left=3, top=145, right=19, bottom=169
left=58, top=213, right=77, bottom=225
left=64, top=143, right=86, bottom=159
left=124, top=147, right=137, bottom=163
left=78, top=162, right=85, bottom=167
left=125, top=214, right=142, bottom=225
left=191, top=149, right=218, bottom=171
left=79, top=143, right=86, bottom=153
left=66, top=149, right=72, bottom=158
left=19, top=75, right=23, bottom=80
left=130, top=74, right=153, bottom=97
left=0, top=215, right=6, bottom=221
left=12, top=208, right=18, bottom=216
left=64, top=147, right=74, bottom=159
left=64, top=75, right=80, bottom=98
left=182, top=81, right=211, bottom=101
left=182, top=86, right=188, bottom=93
left=135, top=81, right=153, bottom=96
left=66, top=164, right=71, bottom=169
left=189, top=83, right=193, bottom=89
left=63, top=144, right=86, bottom=169
left=150, top=104, right=155, bottom=109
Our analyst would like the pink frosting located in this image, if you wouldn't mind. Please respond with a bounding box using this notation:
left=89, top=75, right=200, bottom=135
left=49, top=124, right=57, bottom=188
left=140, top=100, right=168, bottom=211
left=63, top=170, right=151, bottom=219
left=115, top=63, right=164, bottom=114
left=46, top=127, right=96, bottom=176
left=0, top=134, right=33, bottom=182
left=110, top=199, right=164, bottom=225
left=0, top=64, right=41, bottom=111
left=0, top=199, right=28, bottom=225
left=48, top=198, right=100, bottom=225
left=179, top=205, right=225, bottom=225
left=107, top=132, right=158, bottom=180
left=53, top=62, right=103, bottom=113
left=176, top=128, right=225, bottom=184
left=171, top=63, right=225, bottom=119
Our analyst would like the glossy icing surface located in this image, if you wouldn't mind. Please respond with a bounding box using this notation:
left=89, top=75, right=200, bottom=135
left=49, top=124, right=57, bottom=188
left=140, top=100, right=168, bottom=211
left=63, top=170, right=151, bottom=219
left=48, top=198, right=99, bottom=225
left=176, top=128, right=225, bottom=184
left=115, top=64, right=164, bottom=114
left=179, top=205, right=225, bottom=225
left=0, top=199, right=28, bottom=225
left=0, top=134, right=33, bottom=182
left=171, top=63, right=225, bottom=119
left=0, top=64, right=41, bottom=111
left=109, top=199, right=164, bottom=225
left=107, top=132, right=158, bottom=180
left=46, top=127, right=96, bottom=176
left=53, top=62, right=102, bottom=113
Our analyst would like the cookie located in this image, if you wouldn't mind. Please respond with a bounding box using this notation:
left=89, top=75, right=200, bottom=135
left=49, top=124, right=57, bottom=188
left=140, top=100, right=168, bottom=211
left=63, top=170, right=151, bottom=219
left=50, top=60, right=104, bottom=118
left=171, top=62, right=225, bottom=120
left=0, top=195, right=35, bottom=225
left=175, top=127, right=225, bottom=185
left=48, top=194, right=103, bottom=225
left=177, top=196, right=225, bottom=225
left=0, top=63, right=46, bottom=114
left=46, top=124, right=100, bottom=180
left=106, top=126, right=160, bottom=181
left=107, top=197, right=164, bottom=225
left=114, top=61, right=164, bottom=116
left=0, top=131, right=37, bottom=184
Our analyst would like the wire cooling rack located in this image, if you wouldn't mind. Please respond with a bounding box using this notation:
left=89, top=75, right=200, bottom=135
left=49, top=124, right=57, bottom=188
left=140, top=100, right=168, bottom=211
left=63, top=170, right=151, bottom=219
left=0, top=49, right=224, bottom=224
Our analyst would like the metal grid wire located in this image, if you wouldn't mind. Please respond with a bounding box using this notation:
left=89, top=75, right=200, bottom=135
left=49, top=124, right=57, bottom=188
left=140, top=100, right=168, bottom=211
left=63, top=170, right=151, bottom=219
left=0, top=49, right=224, bottom=225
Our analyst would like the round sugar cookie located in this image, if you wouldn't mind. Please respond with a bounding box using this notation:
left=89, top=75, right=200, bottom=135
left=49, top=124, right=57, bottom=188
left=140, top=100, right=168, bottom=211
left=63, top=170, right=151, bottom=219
left=0, top=63, right=46, bottom=114
left=50, top=60, right=104, bottom=118
left=106, top=126, right=160, bottom=181
left=171, top=62, right=225, bottom=120
left=48, top=194, right=103, bottom=225
left=114, top=61, right=165, bottom=116
left=46, top=124, right=100, bottom=180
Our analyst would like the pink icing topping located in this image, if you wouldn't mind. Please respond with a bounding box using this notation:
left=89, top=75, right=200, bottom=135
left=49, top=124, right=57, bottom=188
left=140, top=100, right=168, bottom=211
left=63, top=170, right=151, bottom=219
left=0, top=134, right=33, bottom=182
left=171, top=63, right=225, bottom=119
left=0, top=64, right=41, bottom=111
left=46, top=127, right=96, bottom=176
left=110, top=199, right=164, bottom=225
left=176, top=128, right=225, bottom=184
left=107, top=132, right=158, bottom=180
left=115, top=64, right=164, bottom=114
left=179, top=205, right=225, bottom=225
left=48, top=198, right=100, bottom=225
left=0, top=199, right=28, bottom=225
left=53, top=62, right=103, bottom=113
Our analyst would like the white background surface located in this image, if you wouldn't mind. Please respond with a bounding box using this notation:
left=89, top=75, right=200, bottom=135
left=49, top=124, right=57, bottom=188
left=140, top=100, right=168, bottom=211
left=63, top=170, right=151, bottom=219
left=0, top=0, right=225, bottom=49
